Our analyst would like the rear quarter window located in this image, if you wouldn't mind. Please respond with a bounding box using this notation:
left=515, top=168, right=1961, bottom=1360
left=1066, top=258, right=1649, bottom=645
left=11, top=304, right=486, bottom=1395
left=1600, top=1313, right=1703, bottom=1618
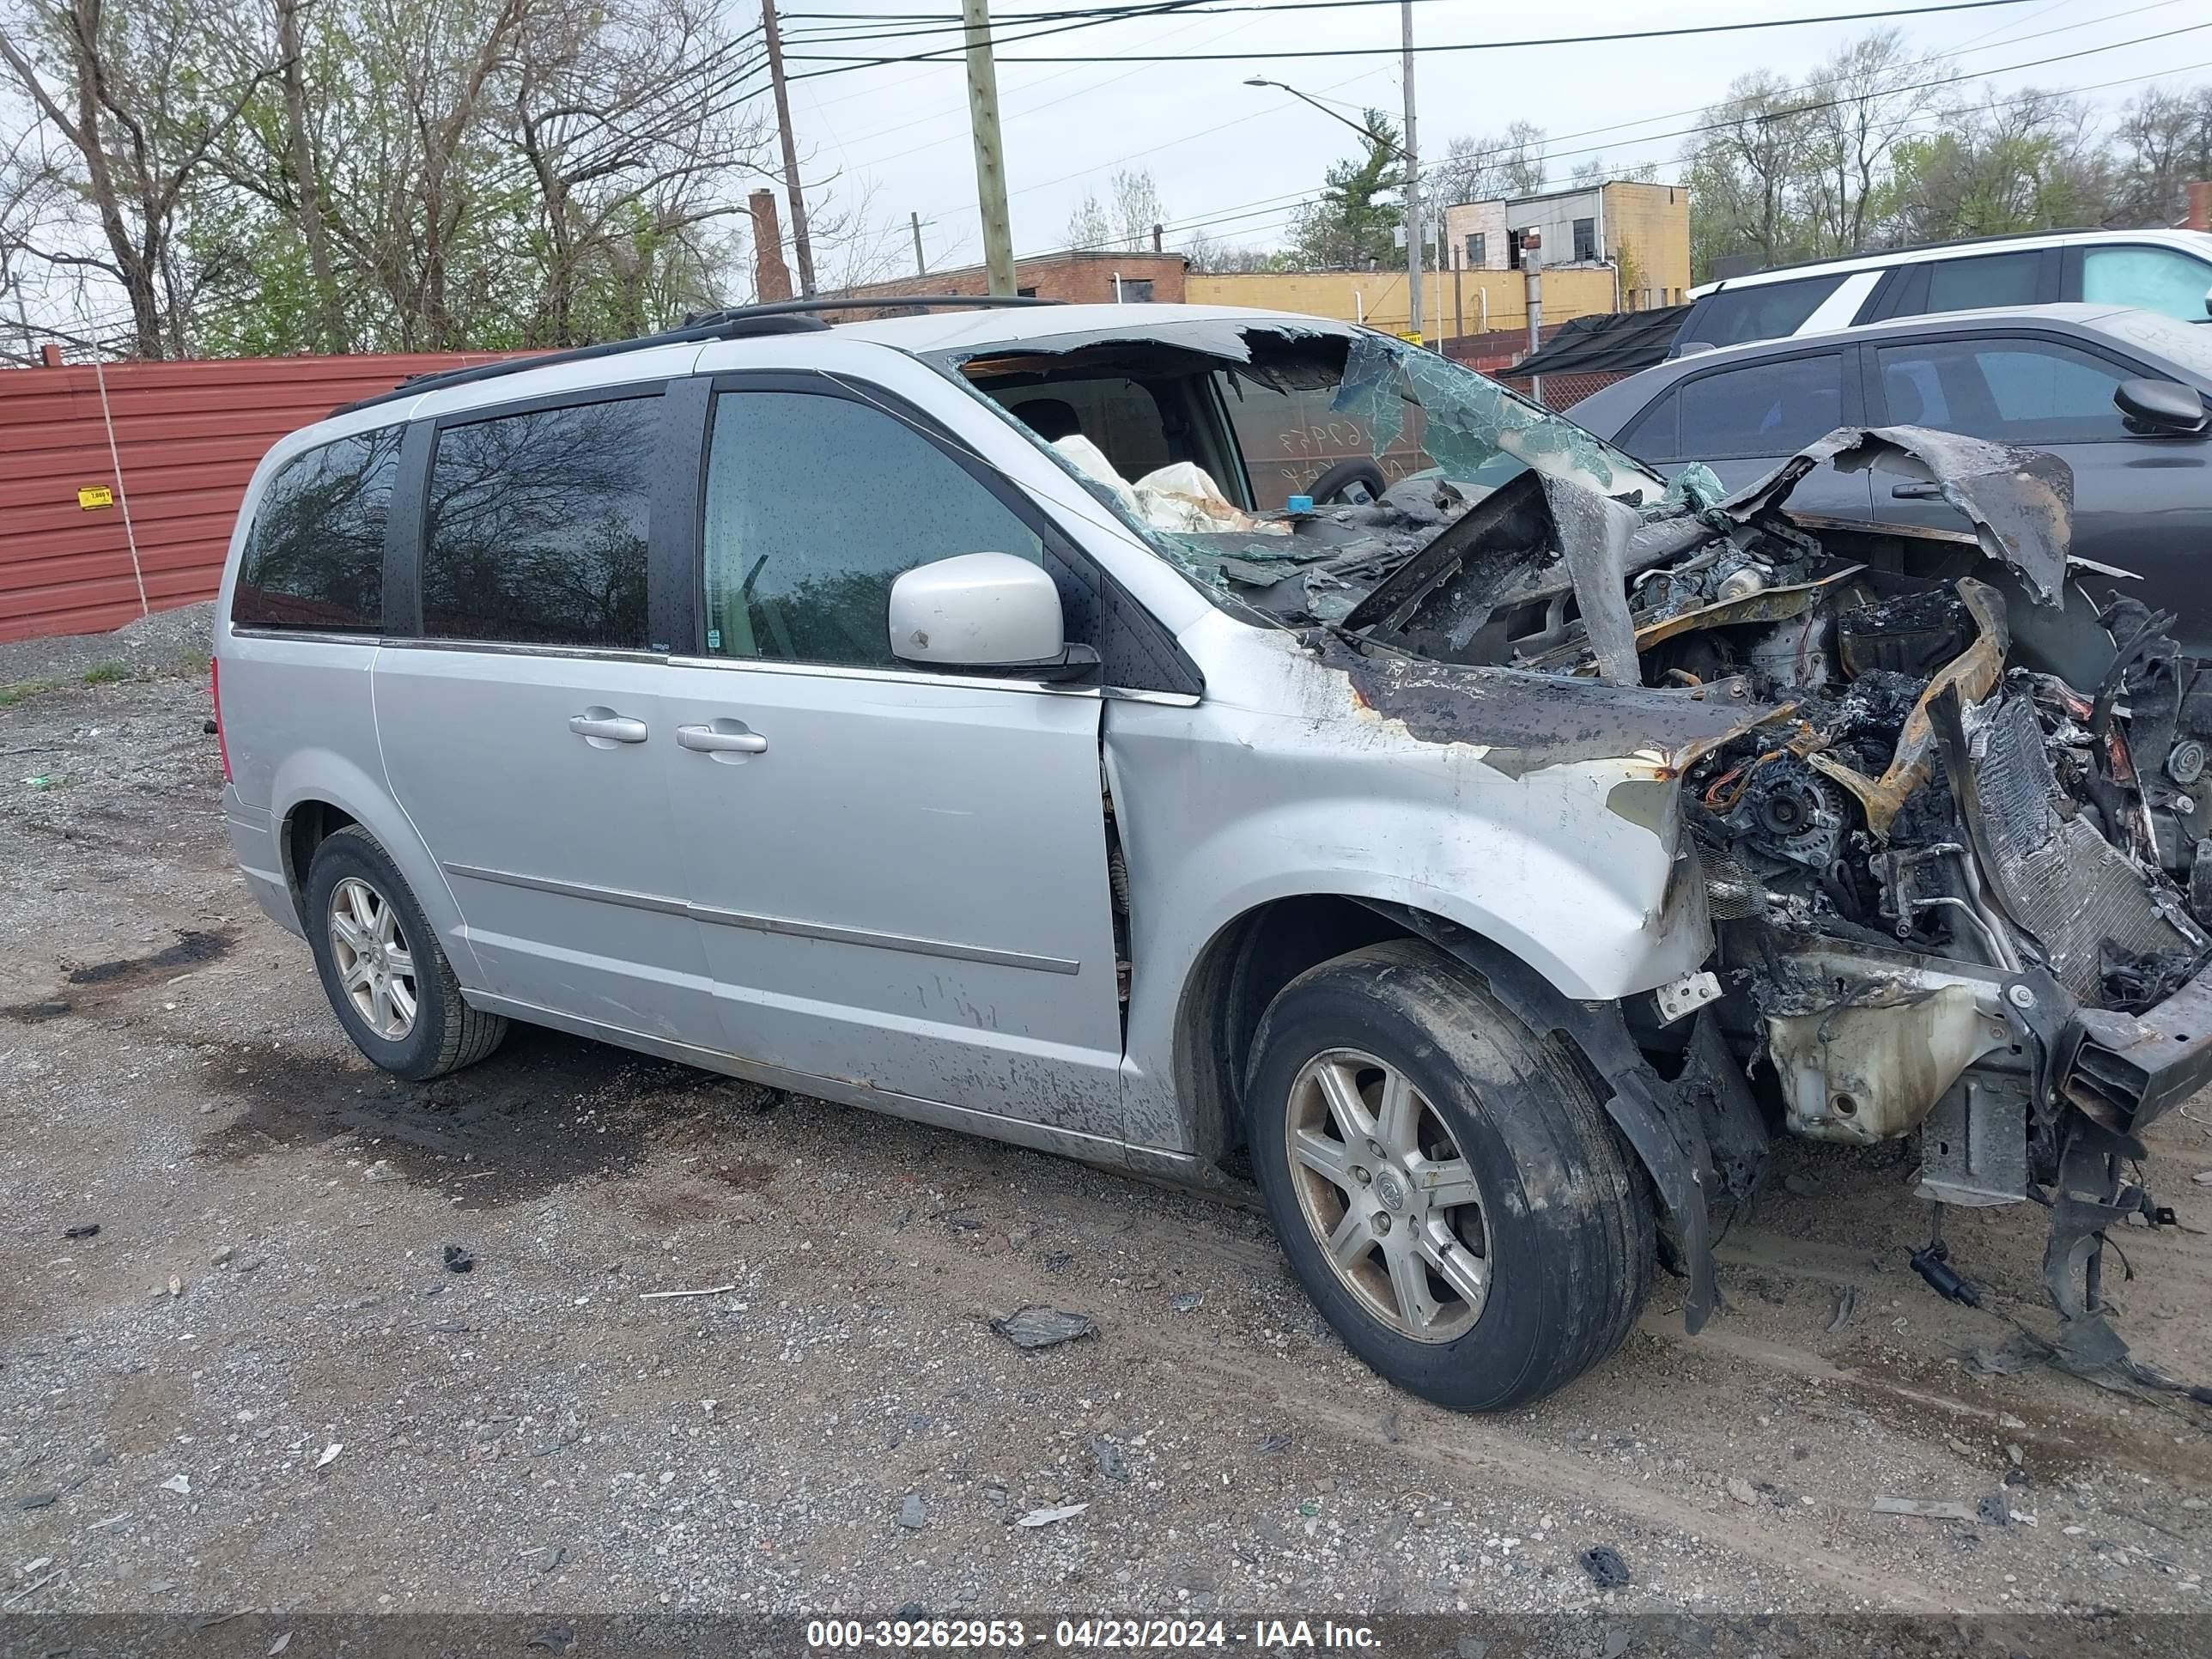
left=1682, top=275, right=1847, bottom=349
left=231, top=428, right=402, bottom=632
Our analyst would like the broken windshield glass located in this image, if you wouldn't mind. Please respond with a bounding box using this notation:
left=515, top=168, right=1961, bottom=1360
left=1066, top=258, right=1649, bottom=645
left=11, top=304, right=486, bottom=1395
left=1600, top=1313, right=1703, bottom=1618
left=943, top=321, right=1675, bottom=633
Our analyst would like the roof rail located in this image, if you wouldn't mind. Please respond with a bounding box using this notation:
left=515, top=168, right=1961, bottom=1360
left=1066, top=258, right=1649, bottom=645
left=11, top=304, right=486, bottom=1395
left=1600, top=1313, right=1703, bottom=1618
left=684, top=293, right=1066, bottom=326
left=1712, top=226, right=2107, bottom=286
left=333, top=293, right=1066, bottom=416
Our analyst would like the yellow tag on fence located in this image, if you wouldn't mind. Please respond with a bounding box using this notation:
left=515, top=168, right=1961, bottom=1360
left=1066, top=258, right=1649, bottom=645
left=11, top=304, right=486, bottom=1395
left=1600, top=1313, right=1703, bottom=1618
left=77, top=485, right=113, bottom=510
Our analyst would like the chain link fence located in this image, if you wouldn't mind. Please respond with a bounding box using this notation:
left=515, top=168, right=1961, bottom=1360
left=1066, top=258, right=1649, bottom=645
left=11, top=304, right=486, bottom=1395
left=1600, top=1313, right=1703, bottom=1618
left=1496, top=369, right=1629, bottom=411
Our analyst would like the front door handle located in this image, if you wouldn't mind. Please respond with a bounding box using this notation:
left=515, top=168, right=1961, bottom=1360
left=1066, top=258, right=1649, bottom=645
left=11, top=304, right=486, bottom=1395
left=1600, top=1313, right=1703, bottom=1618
left=1890, top=481, right=1945, bottom=501
left=569, top=711, right=648, bottom=744
left=677, top=722, right=768, bottom=756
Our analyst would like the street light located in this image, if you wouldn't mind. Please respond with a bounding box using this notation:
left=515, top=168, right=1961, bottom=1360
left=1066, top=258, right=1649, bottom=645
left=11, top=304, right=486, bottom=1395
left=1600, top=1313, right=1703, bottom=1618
left=1247, top=29, right=1424, bottom=343
left=1243, top=76, right=1408, bottom=160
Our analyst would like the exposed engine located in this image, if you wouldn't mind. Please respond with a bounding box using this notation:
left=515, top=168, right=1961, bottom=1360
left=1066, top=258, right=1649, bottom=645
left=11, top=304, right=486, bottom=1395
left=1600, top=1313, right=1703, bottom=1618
left=955, top=319, right=2209, bottom=1369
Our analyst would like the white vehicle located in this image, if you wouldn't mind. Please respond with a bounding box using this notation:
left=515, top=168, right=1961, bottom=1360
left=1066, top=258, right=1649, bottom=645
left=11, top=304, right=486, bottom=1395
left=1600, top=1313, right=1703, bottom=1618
left=1679, top=228, right=2212, bottom=354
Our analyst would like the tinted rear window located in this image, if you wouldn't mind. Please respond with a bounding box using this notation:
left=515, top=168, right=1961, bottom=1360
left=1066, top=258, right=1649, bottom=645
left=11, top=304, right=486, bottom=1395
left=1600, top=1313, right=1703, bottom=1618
left=421, top=397, right=658, bottom=649
left=1923, top=250, right=2042, bottom=314
left=1683, top=275, right=1846, bottom=349
left=232, top=428, right=401, bottom=632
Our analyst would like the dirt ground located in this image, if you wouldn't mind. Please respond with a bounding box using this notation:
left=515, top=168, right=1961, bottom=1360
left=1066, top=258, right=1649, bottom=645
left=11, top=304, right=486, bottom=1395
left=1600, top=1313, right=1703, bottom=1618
left=7, top=611, right=2212, bottom=1641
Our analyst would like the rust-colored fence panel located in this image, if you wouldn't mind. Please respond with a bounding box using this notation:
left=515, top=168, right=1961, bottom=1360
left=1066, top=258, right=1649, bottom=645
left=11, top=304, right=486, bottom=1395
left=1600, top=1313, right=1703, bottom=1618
left=0, top=352, right=508, bottom=643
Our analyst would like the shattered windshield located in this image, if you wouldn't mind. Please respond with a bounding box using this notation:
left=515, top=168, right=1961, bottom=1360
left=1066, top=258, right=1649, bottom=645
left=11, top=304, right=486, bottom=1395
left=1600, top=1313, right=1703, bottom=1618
left=945, top=322, right=1682, bottom=625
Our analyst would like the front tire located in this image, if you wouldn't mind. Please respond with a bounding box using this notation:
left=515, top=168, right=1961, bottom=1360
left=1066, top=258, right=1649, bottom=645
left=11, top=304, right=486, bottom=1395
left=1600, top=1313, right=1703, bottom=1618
left=1247, top=939, right=1652, bottom=1412
left=304, top=825, right=507, bottom=1080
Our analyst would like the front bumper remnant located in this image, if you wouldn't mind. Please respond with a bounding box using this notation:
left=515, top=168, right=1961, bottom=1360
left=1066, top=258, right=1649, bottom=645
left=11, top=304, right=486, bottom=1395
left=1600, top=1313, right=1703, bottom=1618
left=2065, top=959, right=2212, bottom=1133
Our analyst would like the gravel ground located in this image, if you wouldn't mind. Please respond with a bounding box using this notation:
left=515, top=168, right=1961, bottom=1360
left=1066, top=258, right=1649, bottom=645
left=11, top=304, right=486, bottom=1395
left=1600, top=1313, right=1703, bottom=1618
left=6, top=611, right=2212, bottom=1644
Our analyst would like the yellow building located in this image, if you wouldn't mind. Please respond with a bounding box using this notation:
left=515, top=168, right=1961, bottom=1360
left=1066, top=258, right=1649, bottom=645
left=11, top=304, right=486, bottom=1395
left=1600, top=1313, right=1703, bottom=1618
left=1188, top=265, right=1619, bottom=343
left=1440, top=180, right=1692, bottom=312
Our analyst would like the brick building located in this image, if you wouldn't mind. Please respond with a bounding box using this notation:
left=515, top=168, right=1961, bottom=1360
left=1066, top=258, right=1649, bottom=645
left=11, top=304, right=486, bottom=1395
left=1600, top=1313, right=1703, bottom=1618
left=836, top=249, right=1188, bottom=310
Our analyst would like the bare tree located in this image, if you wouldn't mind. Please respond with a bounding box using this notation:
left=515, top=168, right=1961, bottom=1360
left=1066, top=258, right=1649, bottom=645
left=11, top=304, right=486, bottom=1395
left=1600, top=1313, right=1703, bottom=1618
left=1065, top=166, right=1164, bottom=252
left=1431, top=122, right=1547, bottom=208
left=0, top=0, right=278, bottom=356
left=1802, top=29, right=1942, bottom=256
left=2110, top=82, right=2212, bottom=226
left=1684, top=70, right=1821, bottom=276
left=274, top=0, right=340, bottom=351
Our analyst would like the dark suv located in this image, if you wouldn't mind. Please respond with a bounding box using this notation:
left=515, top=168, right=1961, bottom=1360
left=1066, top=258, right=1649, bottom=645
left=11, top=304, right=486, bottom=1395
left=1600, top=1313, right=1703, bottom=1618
left=1572, top=303, right=2212, bottom=648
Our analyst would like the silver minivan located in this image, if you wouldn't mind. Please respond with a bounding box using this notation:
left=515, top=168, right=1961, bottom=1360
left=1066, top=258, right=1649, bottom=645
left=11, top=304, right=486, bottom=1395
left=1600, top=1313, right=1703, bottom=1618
left=216, top=299, right=2212, bottom=1409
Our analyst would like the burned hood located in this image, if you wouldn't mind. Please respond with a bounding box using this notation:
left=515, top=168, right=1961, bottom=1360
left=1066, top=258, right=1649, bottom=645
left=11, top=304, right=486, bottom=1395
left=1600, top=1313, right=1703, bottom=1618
left=1316, top=633, right=1781, bottom=779
left=1722, top=425, right=2075, bottom=606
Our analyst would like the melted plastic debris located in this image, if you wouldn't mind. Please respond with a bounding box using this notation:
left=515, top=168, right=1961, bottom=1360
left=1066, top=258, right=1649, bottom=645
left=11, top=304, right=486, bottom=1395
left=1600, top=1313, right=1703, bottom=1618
left=989, top=1305, right=1097, bottom=1349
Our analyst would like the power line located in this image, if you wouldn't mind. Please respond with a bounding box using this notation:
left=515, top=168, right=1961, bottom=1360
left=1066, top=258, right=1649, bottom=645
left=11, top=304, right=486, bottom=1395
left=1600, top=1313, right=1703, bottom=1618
left=1024, top=43, right=2212, bottom=259
left=897, top=3, right=2196, bottom=248
left=1006, top=4, right=2195, bottom=204
left=786, top=0, right=2051, bottom=71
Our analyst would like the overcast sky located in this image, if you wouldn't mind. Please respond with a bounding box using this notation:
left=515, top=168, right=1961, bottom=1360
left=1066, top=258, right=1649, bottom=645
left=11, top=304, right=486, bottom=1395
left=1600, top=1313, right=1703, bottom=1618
left=777, top=0, right=2210, bottom=278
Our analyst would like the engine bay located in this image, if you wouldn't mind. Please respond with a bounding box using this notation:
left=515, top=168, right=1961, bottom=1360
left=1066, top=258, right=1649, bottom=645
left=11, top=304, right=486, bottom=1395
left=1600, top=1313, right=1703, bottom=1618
left=945, top=316, right=2212, bottom=1362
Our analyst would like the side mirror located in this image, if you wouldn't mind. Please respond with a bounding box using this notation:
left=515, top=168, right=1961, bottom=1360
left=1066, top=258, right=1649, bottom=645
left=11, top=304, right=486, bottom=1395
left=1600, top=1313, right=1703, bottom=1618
left=888, top=552, right=1094, bottom=678
left=2115, top=378, right=2209, bottom=436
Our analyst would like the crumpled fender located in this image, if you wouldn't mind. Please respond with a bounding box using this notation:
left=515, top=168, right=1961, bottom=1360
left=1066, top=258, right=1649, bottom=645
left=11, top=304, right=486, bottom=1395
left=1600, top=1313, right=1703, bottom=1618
left=1722, top=424, right=2075, bottom=607
left=1354, top=900, right=1721, bottom=1333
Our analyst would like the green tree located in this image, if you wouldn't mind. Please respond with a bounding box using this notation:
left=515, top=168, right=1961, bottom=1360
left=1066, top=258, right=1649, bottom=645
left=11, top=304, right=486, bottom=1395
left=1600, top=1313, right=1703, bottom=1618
left=1290, top=109, right=1403, bottom=270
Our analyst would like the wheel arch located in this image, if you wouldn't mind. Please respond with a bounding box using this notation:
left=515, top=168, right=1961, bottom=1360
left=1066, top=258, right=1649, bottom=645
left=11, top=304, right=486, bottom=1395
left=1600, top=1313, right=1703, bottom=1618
left=1172, top=893, right=1723, bottom=1334
left=267, top=752, right=475, bottom=980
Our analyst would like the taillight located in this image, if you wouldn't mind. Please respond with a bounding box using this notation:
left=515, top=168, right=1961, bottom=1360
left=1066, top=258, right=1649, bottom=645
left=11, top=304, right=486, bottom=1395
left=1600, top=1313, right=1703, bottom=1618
left=211, top=656, right=232, bottom=782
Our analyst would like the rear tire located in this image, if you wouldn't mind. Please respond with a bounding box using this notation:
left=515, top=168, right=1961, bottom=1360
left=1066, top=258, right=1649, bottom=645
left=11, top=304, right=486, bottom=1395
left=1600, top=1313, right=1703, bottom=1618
left=304, top=824, right=506, bottom=1080
left=1247, top=939, right=1652, bottom=1412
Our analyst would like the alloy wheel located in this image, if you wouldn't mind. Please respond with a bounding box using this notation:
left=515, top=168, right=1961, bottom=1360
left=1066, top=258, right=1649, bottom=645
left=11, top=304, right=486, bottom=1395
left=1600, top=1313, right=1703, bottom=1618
left=1284, top=1047, right=1492, bottom=1342
left=328, top=875, right=418, bottom=1042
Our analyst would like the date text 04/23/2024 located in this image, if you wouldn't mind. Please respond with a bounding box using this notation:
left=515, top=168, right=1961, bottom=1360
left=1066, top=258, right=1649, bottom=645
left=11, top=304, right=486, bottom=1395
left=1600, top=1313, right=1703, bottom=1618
left=804, top=1619, right=1382, bottom=1650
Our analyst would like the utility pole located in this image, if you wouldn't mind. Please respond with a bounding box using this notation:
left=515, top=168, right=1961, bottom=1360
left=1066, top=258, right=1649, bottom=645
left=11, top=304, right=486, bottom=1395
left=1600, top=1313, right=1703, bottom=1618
left=910, top=212, right=927, bottom=276
left=963, top=0, right=1017, bottom=296
left=1523, top=232, right=1545, bottom=404
left=1400, top=0, right=1421, bottom=344
left=760, top=0, right=817, bottom=295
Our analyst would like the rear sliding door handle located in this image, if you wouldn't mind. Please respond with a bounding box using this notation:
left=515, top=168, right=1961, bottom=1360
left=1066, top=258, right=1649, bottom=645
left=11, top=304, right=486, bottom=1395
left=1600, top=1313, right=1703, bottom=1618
left=677, top=722, right=769, bottom=756
left=568, top=711, right=648, bottom=744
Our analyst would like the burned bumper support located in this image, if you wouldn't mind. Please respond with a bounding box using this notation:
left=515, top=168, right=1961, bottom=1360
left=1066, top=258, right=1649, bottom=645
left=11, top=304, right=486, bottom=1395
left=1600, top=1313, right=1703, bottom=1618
left=2065, top=960, right=2212, bottom=1133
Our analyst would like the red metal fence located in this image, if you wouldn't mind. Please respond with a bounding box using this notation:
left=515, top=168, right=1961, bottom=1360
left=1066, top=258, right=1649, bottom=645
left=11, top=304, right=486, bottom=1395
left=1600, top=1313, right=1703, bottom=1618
left=0, top=351, right=507, bottom=643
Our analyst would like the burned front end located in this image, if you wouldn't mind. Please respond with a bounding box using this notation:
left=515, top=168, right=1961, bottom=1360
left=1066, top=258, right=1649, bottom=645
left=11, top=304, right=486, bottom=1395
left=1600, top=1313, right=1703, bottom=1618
left=951, top=319, right=2212, bottom=1352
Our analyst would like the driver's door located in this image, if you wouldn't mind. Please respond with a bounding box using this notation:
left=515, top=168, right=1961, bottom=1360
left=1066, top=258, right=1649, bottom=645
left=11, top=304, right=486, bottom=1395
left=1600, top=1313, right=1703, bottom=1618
left=657, top=378, right=1127, bottom=1137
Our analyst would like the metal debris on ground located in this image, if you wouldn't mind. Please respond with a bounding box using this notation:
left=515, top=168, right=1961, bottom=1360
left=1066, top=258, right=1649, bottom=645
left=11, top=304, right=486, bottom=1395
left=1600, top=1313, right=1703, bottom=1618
left=441, top=1244, right=474, bottom=1273
left=1872, top=1496, right=1978, bottom=1521
left=1826, top=1285, right=1856, bottom=1333
left=1091, top=1437, right=1130, bottom=1482
left=17, top=1491, right=57, bottom=1510
left=637, top=1285, right=737, bottom=1300
left=62, top=1224, right=98, bottom=1239
left=1578, top=1545, right=1632, bottom=1589
left=1170, top=1291, right=1202, bottom=1312
left=988, top=1306, right=1095, bottom=1350
left=1968, top=1338, right=2036, bottom=1376
left=898, top=1493, right=927, bottom=1528
left=314, top=1443, right=343, bottom=1471
left=160, top=1474, right=191, bottom=1496
left=1014, top=1502, right=1088, bottom=1528
left=1260, top=1434, right=1291, bottom=1454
